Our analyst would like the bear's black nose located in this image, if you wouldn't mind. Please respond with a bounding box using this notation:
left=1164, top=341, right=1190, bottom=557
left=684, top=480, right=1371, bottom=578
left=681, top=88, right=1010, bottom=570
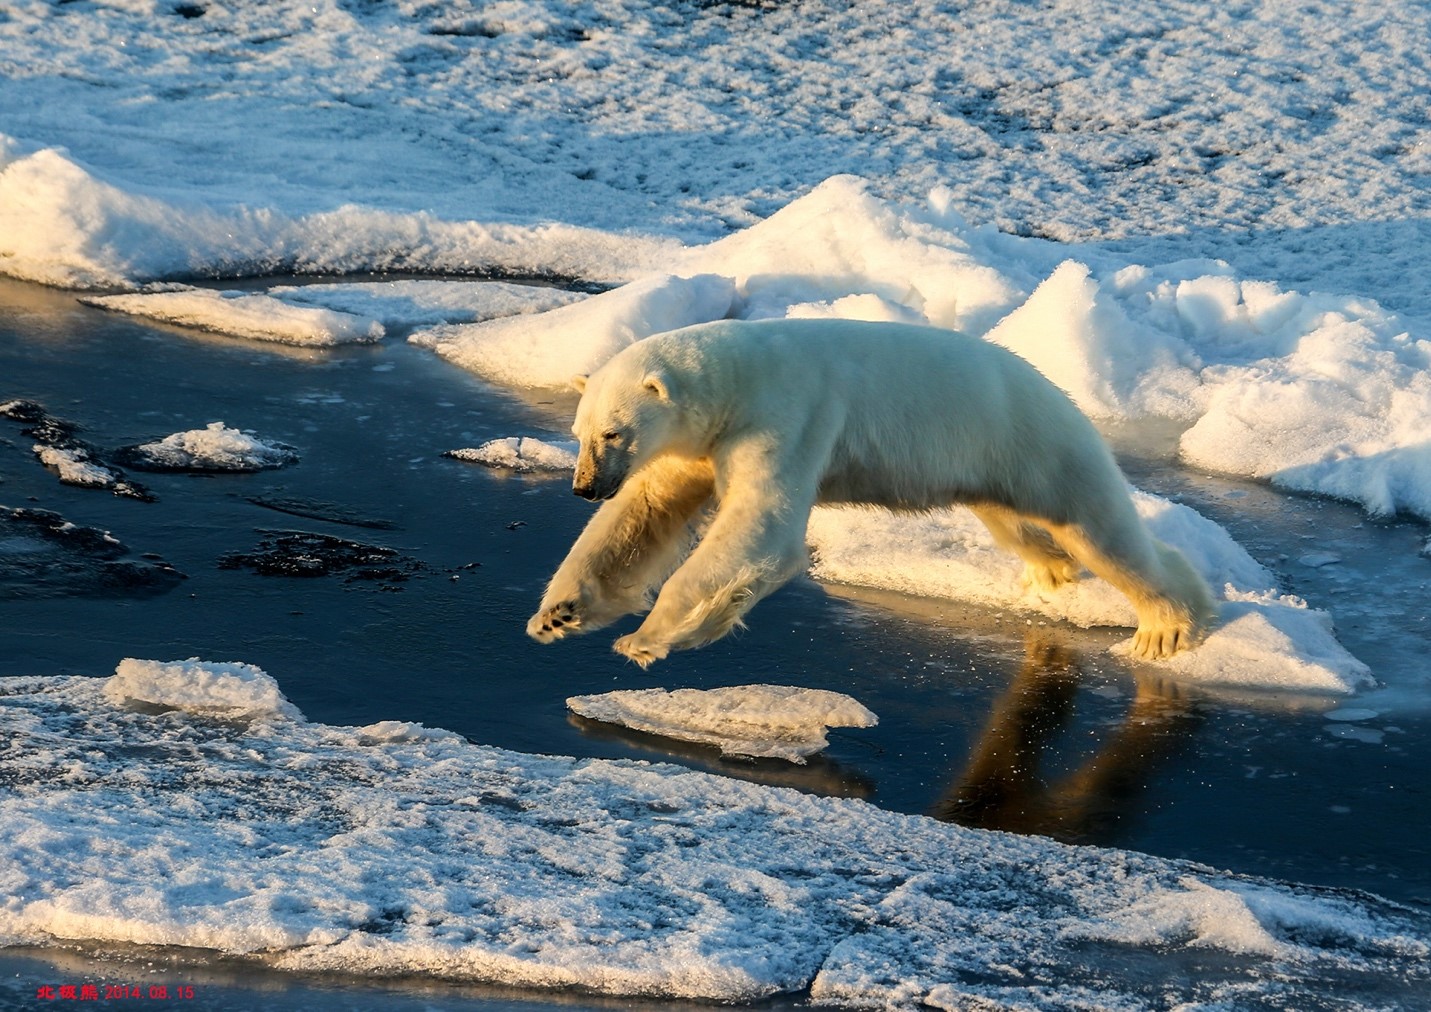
left=573, top=485, right=600, bottom=501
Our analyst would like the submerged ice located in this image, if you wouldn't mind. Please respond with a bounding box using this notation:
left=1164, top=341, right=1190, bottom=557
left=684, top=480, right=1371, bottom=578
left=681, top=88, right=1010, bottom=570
left=1, top=662, right=1426, bottom=1009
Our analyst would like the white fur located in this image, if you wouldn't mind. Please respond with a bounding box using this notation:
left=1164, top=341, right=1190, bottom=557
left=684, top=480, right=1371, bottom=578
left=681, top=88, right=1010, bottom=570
left=528, top=319, right=1214, bottom=666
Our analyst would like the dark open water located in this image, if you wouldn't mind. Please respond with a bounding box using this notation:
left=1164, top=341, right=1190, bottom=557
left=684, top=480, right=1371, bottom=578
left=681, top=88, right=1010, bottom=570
left=1, top=277, right=1428, bottom=1009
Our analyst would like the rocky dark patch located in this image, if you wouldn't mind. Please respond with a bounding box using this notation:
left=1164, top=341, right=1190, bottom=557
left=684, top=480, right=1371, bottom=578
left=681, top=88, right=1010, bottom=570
left=218, top=530, right=425, bottom=590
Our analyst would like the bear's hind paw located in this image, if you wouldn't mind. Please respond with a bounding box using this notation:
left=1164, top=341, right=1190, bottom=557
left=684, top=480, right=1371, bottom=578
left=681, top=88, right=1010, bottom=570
left=612, top=633, right=669, bottom=669
left=1130, top=622, right=1194, bottom=661
left=527, top=601, right=584, bottom=642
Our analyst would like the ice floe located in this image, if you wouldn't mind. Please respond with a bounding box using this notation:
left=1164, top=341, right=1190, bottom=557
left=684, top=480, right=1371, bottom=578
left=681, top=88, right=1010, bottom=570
left=566, top=685, right=878, bottom=763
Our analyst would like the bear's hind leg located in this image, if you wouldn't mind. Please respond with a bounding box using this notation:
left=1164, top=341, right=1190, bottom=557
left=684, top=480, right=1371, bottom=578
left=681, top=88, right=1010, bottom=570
left=971, top=505, right=1081, bottom=592
left=1044, top=510, right=1214, bottom=661
left=528, top=457, right=714, bottom=642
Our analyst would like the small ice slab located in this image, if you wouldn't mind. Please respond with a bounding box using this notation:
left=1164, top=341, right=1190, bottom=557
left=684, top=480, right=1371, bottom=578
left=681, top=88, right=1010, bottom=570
left=567, top=684, right=878, bottom=763
left=447, top=436, right=578, bottom=473
left=83, top=288, right=384, bottom=346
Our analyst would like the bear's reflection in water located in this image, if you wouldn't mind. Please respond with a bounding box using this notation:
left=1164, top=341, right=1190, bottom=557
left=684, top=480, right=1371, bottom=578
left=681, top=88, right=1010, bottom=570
left=933, top=632, right=1203, bottom=846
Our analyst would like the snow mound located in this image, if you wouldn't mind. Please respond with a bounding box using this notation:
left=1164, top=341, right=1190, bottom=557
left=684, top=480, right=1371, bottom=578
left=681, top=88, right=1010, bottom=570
left=83, top=288, right=383, bottom=346
left=409, top=273, right=736, bottom=389
left=808, top=491, right=1372, bottom=694
left=447, top=437, right=577, bottom=473
left=120, top=422, right=298, bottom=473
left=102, top=658, right=304, bottom=721
left=2, top=672, right=1426, bottom=1008
left=566, top=684, right=878, bottom=763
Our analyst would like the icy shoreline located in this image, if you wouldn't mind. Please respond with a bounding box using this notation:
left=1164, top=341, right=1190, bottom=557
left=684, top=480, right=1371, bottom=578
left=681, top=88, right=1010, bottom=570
left=2, top=663, right=1427, bottom=1009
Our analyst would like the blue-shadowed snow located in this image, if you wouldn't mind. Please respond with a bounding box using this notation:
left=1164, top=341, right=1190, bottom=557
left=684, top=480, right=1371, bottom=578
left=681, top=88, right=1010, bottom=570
left=1, top=663, right=1426, bottom=1009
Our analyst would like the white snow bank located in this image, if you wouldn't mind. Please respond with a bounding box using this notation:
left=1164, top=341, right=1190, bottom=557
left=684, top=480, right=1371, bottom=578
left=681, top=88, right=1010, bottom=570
left=83, top=288, right=383, bottom=346
left=102, top=658, right=304, bottom=721
left=566, top=685, right=878, bottom=763
left=409, top=273, right=735, bottom=388
left=808, top=491, right=1372, bottom=694
left=1, top=672, right=1425, bottom=1008
left=0, top=139, right=677, bottom=290
left=122, top=422, right=298, bottom=472
left=448, top=437, right=578, bottom=474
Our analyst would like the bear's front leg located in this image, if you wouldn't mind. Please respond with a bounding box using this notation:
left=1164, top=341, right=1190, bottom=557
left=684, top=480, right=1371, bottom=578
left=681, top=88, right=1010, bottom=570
left=528, top=457, right=714, bottom=644
left=611, top=455, right=817, bottom=667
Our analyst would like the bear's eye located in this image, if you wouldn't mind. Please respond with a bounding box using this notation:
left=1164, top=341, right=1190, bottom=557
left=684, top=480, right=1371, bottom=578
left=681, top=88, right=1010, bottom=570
left=601, top=430, right=621, bottom=442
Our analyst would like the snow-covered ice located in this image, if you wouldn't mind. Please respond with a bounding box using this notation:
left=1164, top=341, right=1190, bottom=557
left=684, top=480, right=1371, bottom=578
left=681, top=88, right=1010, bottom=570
left=83, top=288, right=384, bottom=346
left=1, top=663, right=1426, bottom=1009
left=118, top=422, right=298, bottom=473
left=566, top=685, right=878, bottom=763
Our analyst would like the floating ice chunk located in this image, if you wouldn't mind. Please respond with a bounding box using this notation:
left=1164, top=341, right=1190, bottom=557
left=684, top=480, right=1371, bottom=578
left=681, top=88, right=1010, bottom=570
left=808, top=491, right=1370, bottom=693
left=410, top=273, right=735, bottom=388
left=567, top=684, right=878, bottom=763
left=83, top=287, right=384, bottom=346
left=266, top=279, right=584, bottom=329
left=1325, top=724, right=1385, bottom=744
left=119, top=422, right=298, bottom=473
left=1324, top=708, right=1380, bottom=722
left=1129, top=589, right=1372, bottom=694
left=103, top=658, right=304, bottom=721
left=1298, top=552, right=1342, bottom=568
left=33, top=445, right=116, bottom=488
left=447, top=436, right=578, bottom=473
left=354, top=720, right=466, bottom=745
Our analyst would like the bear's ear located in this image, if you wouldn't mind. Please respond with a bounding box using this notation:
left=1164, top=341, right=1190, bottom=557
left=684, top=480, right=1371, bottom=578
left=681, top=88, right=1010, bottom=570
left=570, top=375, right=588, bottom=394
left=642, top=371, right=673, bottom=403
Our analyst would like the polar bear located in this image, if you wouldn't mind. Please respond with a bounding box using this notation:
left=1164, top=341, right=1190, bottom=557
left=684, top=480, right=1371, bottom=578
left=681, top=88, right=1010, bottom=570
left=527, top=318, right=1214, bottom=667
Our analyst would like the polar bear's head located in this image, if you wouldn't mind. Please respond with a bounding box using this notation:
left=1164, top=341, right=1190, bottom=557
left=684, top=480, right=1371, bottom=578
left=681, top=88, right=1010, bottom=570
left=568, top=363, right=680, bottom=501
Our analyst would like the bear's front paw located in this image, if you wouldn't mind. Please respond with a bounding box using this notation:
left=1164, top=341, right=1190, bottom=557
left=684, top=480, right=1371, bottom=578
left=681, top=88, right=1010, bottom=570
left=612, top=633, right=669, bottom=669
left=527, top=600, right=584, bottom=642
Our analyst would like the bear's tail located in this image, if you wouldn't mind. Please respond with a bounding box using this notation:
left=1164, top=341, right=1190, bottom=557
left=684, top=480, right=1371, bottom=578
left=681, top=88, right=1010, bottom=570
left=1153, top=540, right=1218, bottom=637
